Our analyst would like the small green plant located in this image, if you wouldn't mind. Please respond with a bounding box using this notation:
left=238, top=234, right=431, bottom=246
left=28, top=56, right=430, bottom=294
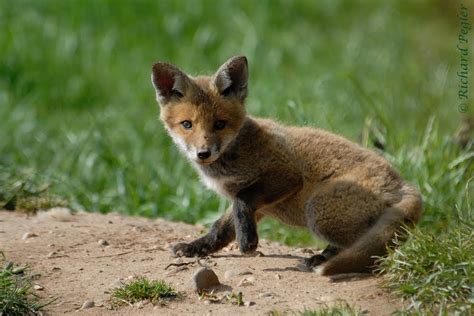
left=0, top=173, right=68, bottom=214
left=198, top=290, right=245, bottom=306
left=111, top=277, right=179, bottom=307
left=0, top=252, right=47, bottom=315
left=226, top=291, right=244, bottom=306
left=299, top=302, right=367, bottom=316
left=378, top=201, right=474, bottom=314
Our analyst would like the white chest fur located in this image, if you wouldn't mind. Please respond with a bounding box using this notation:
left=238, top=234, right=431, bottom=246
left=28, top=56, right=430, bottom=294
left=198, top=171, right=233, bottom=198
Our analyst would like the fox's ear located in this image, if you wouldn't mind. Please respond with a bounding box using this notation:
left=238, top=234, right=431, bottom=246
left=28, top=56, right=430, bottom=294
left=214, top=56, right=248, bottom=102
left=151, top=62, right=189, bottom=106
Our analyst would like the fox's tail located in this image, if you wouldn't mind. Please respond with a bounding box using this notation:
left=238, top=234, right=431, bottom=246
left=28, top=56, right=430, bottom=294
left=318, top=182, right=422, bottom=276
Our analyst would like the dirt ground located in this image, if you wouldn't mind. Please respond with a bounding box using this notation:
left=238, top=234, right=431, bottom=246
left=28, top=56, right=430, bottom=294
left=0, top=209, right=404, bottom=315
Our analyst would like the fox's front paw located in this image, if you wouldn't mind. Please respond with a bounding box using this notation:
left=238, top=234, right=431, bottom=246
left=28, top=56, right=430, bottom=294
left=172, top=242, right=194, bottom=257
left=237, top=233, right=259, bottom=254
left=171, top=242, right=210, bottom=257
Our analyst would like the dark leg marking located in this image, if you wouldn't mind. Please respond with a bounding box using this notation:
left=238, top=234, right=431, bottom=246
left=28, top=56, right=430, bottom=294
left=305, top=245, right=340, bottom=268
left=172, top=211, right=235, bottom=257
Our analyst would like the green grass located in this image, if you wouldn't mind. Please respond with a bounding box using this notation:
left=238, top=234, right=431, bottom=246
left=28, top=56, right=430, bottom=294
left=1, top=0, right=471, bottom=228
left=0, top=253, right=47, bottom=315
left=111, top=277, right=179, bottom=306
left=0, top=174, right=68, bottom=213
left=299, top=302, right=367, bottom=316
left=269, top=302, right=366, bottom=316
left=378, top=193, right=474, bottom=314
left=0, top=0, right=473, bottom=313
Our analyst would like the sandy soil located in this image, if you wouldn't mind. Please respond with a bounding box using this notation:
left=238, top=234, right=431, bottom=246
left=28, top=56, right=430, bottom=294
left=0, top=209, right=404, bottom=315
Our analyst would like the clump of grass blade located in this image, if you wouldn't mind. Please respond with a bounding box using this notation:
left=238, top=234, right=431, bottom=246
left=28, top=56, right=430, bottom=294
left=299, top=301, right=367, bottom=316
left=111, top=277, right=179, bottom=307
left=0, top=253, right=47, bottom=315
left=378, top=195, right=473, bottom=314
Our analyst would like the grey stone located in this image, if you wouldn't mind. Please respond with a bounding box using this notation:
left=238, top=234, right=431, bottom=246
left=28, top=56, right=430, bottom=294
left=22, top=232, right=38, bottom=240
left=244, top=301, right=255, bottom=307
left=191, top=267, right=220, bottom=291
left=81, top=300, right=95, bottom=309
left=33, top=284, right=44, bottom=291
left=98, top=239, right=109, bottom=246
left=237, top=276, right=255, bottom=287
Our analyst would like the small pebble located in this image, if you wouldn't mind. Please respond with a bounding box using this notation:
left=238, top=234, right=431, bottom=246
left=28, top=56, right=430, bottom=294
left=237, top=276, right=255, bottom=287
left=222, top=243, right=238, bottom=252
left=12, top=266, right=26, bottom=274
left=319, top=295, right=335, bottom=302
left=203, top=300, right=211, bottom=305
left=31, top=273, right=42, bottom=280
left=33, top=284, right=44, bottom=291
left=191, top=267, right=221, bottom=291
left=81, top=300, right=95, bottom=309
left=22, top=232, right=38, bottom=240
left=98, top=239, right=109, bottom=246
left=274, top=273, right=281, bottom=280
left=51, top=266, right=61, bottom=271
left=47, top=251, right=57, bottom=258
left=300, top=248, right=315, bottom=255
left=259, top=292, right=273, bottom=298
left=244, top=301, right=255, bottom=307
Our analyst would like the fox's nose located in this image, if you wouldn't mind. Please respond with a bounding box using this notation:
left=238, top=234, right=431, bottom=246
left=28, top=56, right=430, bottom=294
left=197, top=150, right=211, bottom=160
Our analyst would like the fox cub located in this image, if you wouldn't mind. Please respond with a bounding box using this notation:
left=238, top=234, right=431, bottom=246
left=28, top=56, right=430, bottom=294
left=151, top=56, right=422, bottom=275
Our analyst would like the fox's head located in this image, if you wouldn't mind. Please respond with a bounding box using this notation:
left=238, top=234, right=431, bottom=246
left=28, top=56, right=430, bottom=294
left=151, top=56, right=248, bottom=165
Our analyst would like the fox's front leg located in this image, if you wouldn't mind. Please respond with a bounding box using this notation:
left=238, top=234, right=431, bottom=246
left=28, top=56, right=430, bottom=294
left=233, top=173, right=303, bottom=254
left=233, top=197, right=259, bottom=254
left=172, top=209, right=235, bottom=257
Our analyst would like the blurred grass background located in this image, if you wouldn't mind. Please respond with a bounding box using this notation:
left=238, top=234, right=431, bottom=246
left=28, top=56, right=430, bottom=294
left=0, top=0, right=472, bottom=246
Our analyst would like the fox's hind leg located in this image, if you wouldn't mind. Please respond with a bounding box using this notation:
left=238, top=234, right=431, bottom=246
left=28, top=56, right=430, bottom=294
left=306, top=182, right=422, bottom=276
left=304, top=245, right=340, bottom=268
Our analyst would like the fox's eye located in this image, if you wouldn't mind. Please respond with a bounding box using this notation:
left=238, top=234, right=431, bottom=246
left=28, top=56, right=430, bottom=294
left=181, top=120, right=192, bottom=130
left=214, top=120, right=226, bottom=130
